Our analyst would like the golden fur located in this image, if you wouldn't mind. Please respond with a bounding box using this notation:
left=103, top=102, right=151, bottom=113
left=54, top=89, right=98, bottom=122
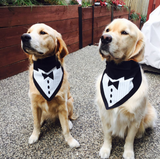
left=21, top=23, right=80, bottom=148
left=96, top=19, right=157, bottom=159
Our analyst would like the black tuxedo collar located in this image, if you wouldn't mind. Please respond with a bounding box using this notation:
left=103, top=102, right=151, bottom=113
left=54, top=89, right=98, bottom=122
left=105, top=60, right=141, bottom=80
left=33, top=55, right=60, bottom=72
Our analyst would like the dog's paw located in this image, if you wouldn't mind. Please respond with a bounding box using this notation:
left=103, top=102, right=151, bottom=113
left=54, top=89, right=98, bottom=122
left=67, top=138, right=80, bottom=148
left=68, top=120, right=73, bottom=130
left=99, top=146, right=111, bottom=159
left=28, top=134, right=39, bottom=144
left=123, top=150, right=134, bottom=159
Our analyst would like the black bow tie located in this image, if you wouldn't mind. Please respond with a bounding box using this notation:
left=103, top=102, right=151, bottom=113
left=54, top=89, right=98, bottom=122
left=42, top=72, right=54, bottom=79
left=108, top=80, right=119, bottom=89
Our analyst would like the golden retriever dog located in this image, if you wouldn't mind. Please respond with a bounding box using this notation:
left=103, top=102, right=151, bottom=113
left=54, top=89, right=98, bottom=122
left=21, top=23, right=80, bottom=148
left=95, top=19, right=157, bottom=159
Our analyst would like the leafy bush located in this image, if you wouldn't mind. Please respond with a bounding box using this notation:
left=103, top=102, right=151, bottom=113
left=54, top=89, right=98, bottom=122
left=0, top=0, right=39, bottom=5
left=69, top=0, right=79, bottom=5
left=141, top=15, right=147, bottom=23
left=0, top=0, right=67, bottom=6
left=39, top=0, right=67, bottom=5
left=130, top=10, right=141, bottom=21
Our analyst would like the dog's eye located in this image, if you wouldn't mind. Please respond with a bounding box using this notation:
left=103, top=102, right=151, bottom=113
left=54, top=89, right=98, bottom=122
left=40, top=31, right=47, bottom=35
left=106, top=28, right=110, bottom=32
left=121, top=31, right=128, bottom=35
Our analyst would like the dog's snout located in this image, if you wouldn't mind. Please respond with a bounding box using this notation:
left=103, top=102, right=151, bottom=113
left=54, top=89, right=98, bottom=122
left=101, top=34, right=112, bottom=44
left=21, top=33, right=31, bottom=42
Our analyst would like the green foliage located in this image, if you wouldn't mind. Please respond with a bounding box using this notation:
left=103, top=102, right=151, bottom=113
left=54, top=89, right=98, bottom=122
left=82, top=1, right=92, bottom=7
left=42, top=0, right=67, bottom=5
left=0, top=0, right=9, bottom=5
left=69, top=0, right=78, bottom=5
left=141, top=15, right=147, bottom=23
left=0, top=0, right=39, bottom=5
left=0, top=0, right=67, bottom=6
left=14, top=0, right=38, bottom=5
left=130, top=10, right=141, bottom=21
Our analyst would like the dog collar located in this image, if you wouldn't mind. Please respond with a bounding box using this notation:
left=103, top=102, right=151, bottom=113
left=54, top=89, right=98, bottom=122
left=33, top=55, right=64, bottom=101
left=100, top=60, right=142, bottom=110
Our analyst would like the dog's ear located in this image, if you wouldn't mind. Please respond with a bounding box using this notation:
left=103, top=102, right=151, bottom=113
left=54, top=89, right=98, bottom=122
left=130, top=32, right=145, bottom=62
left=56, top=36, right=69, bottom=61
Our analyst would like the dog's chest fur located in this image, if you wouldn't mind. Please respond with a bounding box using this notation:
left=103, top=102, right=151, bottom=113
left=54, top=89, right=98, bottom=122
left=101, top=106, right=133, bottom=138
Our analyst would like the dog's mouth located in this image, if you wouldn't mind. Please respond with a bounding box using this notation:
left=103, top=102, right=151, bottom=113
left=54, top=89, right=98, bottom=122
left=99, top=43, right=113, bottom=57
left=22, top=42, right=44, bottom=56
left=99, top=43, right=120, bottom=60
left=22, top=45, right=43, bottom=55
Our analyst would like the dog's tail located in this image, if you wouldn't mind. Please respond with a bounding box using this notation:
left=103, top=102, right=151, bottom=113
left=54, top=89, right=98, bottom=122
left=143, top=102, right=157, bottom=128
left=136, top=102, right=157, bottom=138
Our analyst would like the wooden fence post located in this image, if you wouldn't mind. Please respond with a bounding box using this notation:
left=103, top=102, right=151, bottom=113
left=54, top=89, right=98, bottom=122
left=78, top=6, right=83, bottom=49
left=128, top=6, right=131, bottom=20
left=91, top=5, right=94, bottom=45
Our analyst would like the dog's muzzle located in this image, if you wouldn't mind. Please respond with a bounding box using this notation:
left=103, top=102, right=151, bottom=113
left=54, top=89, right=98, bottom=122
left=99, top=34, right=112, bottom=56
left=21, top=33, right=32, bottom=53
left=21, top=33, right=43, bottom=54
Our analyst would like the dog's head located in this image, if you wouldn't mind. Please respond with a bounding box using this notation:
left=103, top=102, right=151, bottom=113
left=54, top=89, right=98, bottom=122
left=21, top=23, right=68, bottom=62
left=99, top=18, right=145, bottom=63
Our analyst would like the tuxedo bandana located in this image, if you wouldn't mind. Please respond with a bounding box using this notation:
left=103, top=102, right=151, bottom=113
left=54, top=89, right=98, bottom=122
left=100, top=60, right=142, bottom=110
left=33, top=55, right=64, bottom=101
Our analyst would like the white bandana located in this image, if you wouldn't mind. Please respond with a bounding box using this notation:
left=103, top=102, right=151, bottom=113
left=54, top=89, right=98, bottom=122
left=33, top=55, right=64, bottom=101
left=100, top=60, right=142, bottom=110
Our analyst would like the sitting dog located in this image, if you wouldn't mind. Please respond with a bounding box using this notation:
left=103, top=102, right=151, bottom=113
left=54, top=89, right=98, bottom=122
left=95, top=19, right=157, bottom=159
left=21, top=23, right=80, bottom=148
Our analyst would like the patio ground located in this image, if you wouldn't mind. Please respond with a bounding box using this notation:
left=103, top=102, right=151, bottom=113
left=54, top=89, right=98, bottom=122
left=0, top=45, right=160, bottom=159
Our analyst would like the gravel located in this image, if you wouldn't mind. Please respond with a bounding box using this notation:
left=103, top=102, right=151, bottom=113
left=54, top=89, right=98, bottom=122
left=0, top=45, right=160, bottom=159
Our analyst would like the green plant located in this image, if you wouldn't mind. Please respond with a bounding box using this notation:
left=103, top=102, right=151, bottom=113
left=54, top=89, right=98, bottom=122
left=82, top=1, right=92, bottom=7
left=43, top=0, right=67, bottom=5
left=141, top=15, right=147, bottom=23
left=0, top=0, right=67, bottom=6
left=130, top=10, right=141, bottom=21
left=14, top=0, right=39, bottom=5
left=69, top=0, right=78, bottom=5
left=107, top=0, right=125, bottom=6
left=0, top=0, right=38, bottom=5
left=0, top=0, right=9, bottom=5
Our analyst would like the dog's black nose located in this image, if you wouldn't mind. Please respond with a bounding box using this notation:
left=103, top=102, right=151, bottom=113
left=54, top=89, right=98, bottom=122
left=21, top=33, right=31, bottom=42
left=101, top=34, right=112, bottom=44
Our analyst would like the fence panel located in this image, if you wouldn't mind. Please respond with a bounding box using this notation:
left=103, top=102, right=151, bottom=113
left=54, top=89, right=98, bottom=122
left=147, top=0, right=160, bottom=20
left=124, top=0, right=149, bottom=15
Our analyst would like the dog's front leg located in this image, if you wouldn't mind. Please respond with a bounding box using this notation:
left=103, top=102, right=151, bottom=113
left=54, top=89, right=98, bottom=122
left=123, top=122, right=139, bottom=159
left=58, top=105, right=80, bottom=148
left=99, top=122, right=112, bottom=159
left=29, top=105, right=42, bottom=144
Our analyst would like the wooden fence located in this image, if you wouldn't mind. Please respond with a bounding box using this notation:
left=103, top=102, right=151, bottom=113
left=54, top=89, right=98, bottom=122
left=124, top=0, right=149, bottom=15
left=147, top=0, right=160, bottom=20
left=0, top=5, right=129, bottom=80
